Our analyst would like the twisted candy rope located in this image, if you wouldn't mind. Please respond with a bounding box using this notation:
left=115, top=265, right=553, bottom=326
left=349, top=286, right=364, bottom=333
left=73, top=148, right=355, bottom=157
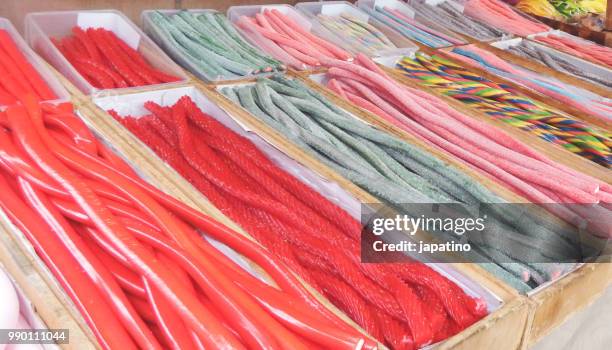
left=397, top=53, right=611, bottom=167
left=53, top=27, right=179, bottom=89
left=112, top=95, right=488, bottom=349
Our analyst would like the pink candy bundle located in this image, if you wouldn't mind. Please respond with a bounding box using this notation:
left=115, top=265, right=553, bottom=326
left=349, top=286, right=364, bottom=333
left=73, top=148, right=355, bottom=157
left=236, top=9, right=352, bottom=70
left=534, top=34, right=612, bottom=67
left=321, top=54, right=611, bottom=237
left=464, top=0, right=550, bottom=36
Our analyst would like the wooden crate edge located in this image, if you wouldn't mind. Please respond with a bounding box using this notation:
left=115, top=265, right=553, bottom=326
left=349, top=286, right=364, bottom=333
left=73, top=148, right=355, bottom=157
left=0, top=217, right=98, bottom=350
left=525, top=262, right=612, bottom=346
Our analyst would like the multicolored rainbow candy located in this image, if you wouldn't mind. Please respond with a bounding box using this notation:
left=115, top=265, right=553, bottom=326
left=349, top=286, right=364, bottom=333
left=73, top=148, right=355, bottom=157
left=396, top=53, right=611, bottom=168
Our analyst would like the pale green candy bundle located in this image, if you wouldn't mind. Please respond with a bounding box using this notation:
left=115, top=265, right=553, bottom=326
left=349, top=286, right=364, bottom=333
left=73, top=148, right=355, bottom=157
left=221, top=75, right=579, bottom=291
left=148, top=11, right=283, bottom=80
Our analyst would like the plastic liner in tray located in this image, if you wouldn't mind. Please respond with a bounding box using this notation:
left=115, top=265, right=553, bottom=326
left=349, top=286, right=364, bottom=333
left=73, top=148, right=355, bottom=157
left=213, top=78, right=504, bottom=317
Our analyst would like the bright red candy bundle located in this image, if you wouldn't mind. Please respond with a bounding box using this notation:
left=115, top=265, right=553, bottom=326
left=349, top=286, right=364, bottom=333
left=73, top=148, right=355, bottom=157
left=111, top=96, right=488, bottom=350
left=52, top=27, right=180, bottom=89
left=0, top=29, right=56, bottom=104
left=0, top=97, right=377, bottom=350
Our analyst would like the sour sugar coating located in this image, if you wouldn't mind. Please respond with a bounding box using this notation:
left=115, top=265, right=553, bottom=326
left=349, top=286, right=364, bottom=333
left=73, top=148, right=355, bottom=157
left=236, top=9, right=352, bottom=70
left=149, top=11, right=283, bottom=81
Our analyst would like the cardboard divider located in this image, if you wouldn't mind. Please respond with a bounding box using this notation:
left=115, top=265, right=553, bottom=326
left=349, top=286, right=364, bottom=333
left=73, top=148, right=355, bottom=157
left=302, top=60, right=611, bottom=349
left=524, top=262, right=612, bottom=347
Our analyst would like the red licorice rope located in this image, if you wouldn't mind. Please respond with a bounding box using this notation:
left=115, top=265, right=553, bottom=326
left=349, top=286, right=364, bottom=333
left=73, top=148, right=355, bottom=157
left=52, top=27, right=180, bottom=89
left=0, top=97, right=374, bottom=350
left=111, top=96, right=488, bottom=350
left=0, top=29, right=56, bottom=104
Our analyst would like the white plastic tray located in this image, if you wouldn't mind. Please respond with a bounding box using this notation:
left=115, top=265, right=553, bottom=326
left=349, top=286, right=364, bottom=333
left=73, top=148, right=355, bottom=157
left=295, top=1, right=418, bottom=58
left=25, top=10, right=188, bottom=96
left=0, top=17, right=69, bottom=108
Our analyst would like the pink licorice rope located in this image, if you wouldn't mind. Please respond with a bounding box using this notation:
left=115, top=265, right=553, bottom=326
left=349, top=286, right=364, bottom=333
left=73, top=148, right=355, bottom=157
left=265, top=10, right=338, bottom=59
left=320, top=55, right=611, bottom=236
left=445, top=45, right=612, bottom=121
left=326, top=59, right=598, bottom=196
left=268, top=9, right=351, bottom=60
left=464, top=0, right=549, bottom=36
left=236, top=17, right=308, bottom=70
left=237, top=9, right=351, bottom=70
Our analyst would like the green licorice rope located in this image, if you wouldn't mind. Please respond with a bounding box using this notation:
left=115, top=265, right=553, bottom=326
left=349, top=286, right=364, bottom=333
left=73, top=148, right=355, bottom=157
left=221, top=76, right=578, bottom=290
left=148, top=11, right=283, bottom=80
